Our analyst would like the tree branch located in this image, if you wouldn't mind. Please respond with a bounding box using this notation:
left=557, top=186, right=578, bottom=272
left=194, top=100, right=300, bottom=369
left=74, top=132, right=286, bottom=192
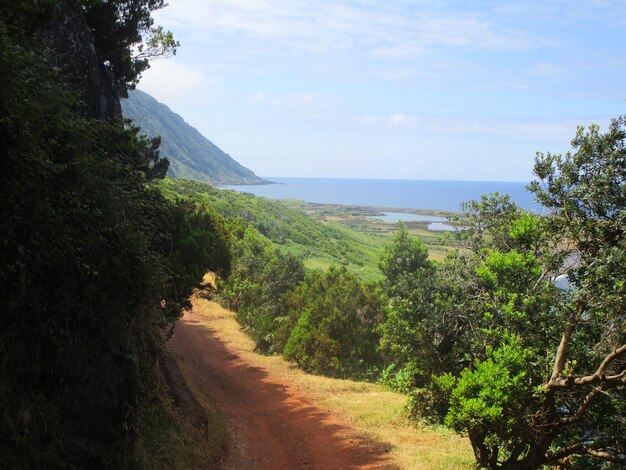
left=547, top=443, right=586, bottom=463
left=561, top=387, right=603, bottom=425
left=584, top=447, right=626, bottom=464
left=548, top=317, right=578, bottom=386
left=594, top=344, right=626, bottom=378
left=549, top=344, right=626, bottom=389
left=548, top=443, right=626, bottom=465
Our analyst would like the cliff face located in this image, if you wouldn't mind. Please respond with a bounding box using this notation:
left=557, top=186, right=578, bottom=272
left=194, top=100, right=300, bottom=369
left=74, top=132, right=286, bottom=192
left=47, top=0, right=121, bottom=121
left=122, top=89, right=268, bottom=185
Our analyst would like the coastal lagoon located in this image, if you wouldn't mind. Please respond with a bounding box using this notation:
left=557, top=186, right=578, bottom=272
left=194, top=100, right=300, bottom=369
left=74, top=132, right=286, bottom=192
left=366, top=211, right=455, bottom=231
left=368, top=212, right=447, bottom=223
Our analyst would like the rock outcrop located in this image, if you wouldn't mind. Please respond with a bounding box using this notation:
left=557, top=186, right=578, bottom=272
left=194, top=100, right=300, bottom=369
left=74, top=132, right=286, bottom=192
left=47, top=0, right=121, bottom=121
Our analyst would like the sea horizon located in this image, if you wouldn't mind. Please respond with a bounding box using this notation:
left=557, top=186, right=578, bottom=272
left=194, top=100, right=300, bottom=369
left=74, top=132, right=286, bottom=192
left=258, top=176, right=533, bottom=185
left=220, top=176, right=540, bottom=212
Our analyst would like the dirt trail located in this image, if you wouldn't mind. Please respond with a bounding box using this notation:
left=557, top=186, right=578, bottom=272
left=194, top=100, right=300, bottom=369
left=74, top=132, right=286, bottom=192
left=168, top=301, right=396, bottom=470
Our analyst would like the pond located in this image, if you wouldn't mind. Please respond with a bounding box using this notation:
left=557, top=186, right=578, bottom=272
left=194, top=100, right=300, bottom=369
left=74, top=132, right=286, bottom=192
left=367, top=212, right=455, bottom=231
left=367, top=212, right=447, bottom=223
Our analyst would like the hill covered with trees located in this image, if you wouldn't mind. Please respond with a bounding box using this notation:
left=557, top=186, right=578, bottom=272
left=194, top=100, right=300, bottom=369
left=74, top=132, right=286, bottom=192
left=155, top=177, right=388, bottom=280
left=122, top=89, right=267, bottom=185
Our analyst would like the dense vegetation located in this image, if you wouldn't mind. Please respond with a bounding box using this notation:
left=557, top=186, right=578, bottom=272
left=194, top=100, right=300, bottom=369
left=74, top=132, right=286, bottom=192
left=217, top=221, right=383, bottom=377
left=376, top=123, right=621, bottom=470
left=0, top=1, right=228, bottom=467
left=2, top=2, right=623, bottom=469
left=160, top=122, right=625, bottom=468
left=122, top=89, right=266, bottom=185
left=156, top=178, right=385, bottom=376
left=370, top=122, right=626, bottom=468
left=156, top=177, right=388, bottom=280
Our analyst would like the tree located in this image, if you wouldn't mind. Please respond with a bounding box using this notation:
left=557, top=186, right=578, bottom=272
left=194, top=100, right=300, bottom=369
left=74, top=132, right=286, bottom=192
left=218, top=221, right=306, bottom=353
left=441, top=119, right=626, bottom=468
left=379, top=223, right=432, bottom=293
left=528, top=118, right=626, bottom=467
left=0, top=2, right=209, bottom=466
left=378, top=199, right=554, bottom=424
left=82, top=0, right=179, bottom=94
left=283, top=266, right=382, bottom=377
left=378, top=224, right=438, bottom=379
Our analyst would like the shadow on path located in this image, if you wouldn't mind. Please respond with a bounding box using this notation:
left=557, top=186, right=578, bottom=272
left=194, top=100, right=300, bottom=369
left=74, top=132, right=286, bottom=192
left=169, top=308, right=398, bottom=470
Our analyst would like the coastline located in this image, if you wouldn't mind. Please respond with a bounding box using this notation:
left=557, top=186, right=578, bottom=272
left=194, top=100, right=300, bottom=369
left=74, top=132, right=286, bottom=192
left=217, top=176, right=537, bottom=212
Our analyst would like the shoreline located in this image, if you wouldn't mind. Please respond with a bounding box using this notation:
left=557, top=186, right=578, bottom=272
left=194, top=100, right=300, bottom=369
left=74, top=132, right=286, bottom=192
left=216, top=177, right=537, bottom=213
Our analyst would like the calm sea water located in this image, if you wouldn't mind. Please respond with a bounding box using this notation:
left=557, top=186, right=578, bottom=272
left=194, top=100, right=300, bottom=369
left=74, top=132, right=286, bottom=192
left=221, top=177, right=540, bottom=212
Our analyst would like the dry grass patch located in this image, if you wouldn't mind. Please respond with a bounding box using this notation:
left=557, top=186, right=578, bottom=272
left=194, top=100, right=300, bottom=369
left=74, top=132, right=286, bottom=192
left=191, top=291, right=473, bottom=469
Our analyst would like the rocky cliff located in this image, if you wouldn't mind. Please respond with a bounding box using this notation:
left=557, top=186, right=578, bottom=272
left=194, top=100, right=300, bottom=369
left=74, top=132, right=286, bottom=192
left=47, top=0, right=121, bottom=121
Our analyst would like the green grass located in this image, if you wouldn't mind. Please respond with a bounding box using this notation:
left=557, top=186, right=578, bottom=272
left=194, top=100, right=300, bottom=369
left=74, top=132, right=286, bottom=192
left=302, top=256, right=333, bottom=272
left=155, top=177, right=457, bottom=280
left=155, top=178, right=389, bottom=279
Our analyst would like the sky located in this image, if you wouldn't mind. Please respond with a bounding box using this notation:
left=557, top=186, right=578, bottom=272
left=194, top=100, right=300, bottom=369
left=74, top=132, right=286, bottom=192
left=138, top=0, right=626, bottom=182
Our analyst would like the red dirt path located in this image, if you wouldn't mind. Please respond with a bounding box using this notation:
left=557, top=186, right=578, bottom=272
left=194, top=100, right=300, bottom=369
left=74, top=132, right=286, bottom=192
left=168, top=308, right=397, bottom=470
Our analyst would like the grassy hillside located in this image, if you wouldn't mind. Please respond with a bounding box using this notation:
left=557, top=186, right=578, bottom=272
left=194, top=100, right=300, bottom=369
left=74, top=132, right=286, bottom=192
left=279, top=199, right=455, bottom=261
left=122, top=90, right=266, bottom=185
left=155, top=178, right=388, bottom=280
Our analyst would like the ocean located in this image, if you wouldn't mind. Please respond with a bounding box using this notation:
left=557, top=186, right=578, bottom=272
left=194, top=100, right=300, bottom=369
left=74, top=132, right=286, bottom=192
left=220, top=177, right=540, bottom=212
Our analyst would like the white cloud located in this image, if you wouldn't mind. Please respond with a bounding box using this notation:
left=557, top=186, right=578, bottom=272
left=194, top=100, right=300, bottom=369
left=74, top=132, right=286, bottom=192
left=251, top=91, right=330, bottom=116
left=357, top=111, right=579, bottom=144
left=359, top=115, right=377, bottom=126
left=137, top=59, right=210, bottom=102
left=252, top=90, right=267, bottom=101
left=389, top=113, right=418, bottom=125
left=153, top=0, right=543, bottom=81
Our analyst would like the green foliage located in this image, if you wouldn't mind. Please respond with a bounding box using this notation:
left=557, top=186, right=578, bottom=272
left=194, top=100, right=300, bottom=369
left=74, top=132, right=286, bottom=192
left=454, top=193, right=525, bottom=252
left=152, top=198, right=231, bottom=316
left=135, top=26, right=179, bottom=62
left=0, top=0, right=55, bottom=33
left=444, top=336, right=534, bottom=468
left=156, top=177, right=385, bottom=280
left=379, top=223, right=432, bottom=289
left=216, top=221, right=305, bottom=353
left=120, top=125, right=170, bottom=179
left=0, top=4, right=223, bottom=467
left=82, top=0, right=178, bottom=94
left=376, top=121, right=626, bottom=468
left=530, top=117, right=626, bottom=314
left=283, top=266, right=382, bottom=377
left=524, top=118, right=626, bottom=468
left=475, top=249, right=540, bottom=292
left=508, top=212, right=543, bottom=249
left=531, top=119, right=625, bottom=251
left=378, top=224, right=459, bottom=386
left=156, top=178, right=387, bottom=374
left=379, top=362, right=422, bottom=394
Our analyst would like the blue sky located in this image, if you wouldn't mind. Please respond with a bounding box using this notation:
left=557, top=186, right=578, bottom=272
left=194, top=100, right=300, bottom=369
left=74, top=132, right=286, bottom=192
left=138, top=0, right=626, bottom=182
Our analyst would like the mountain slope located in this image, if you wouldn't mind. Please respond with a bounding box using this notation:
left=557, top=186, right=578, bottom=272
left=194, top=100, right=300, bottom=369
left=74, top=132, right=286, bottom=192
left=155, top=177, right=388, bottom=280
left=122, top=89, right=266, bottom=185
